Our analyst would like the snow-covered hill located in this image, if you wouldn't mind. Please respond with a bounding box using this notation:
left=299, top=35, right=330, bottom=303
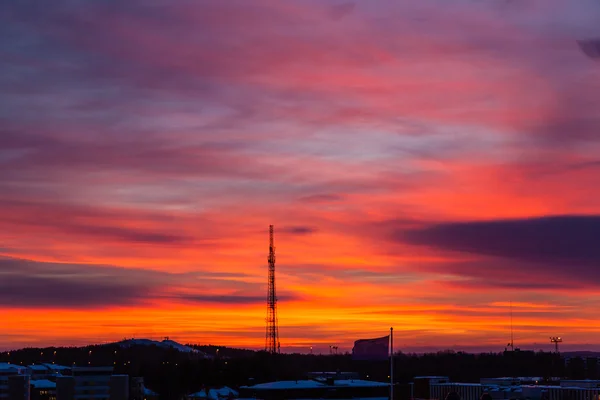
left=114, top=338, right=210, bottom=357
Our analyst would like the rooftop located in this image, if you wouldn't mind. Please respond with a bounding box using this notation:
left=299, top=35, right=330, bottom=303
left=0, top=363, right=21, bottom=373
left=334, top=380, right=388, bottom=388
left=242, top=379, right=388, bottom=390
left=189, top=386, right=239, bottom=400
left=31, top=379, right=57, bottom=389
left=28, top=365, right=50, bottom=371
left=433, top=383, right=482, bottom=387
left=72, top=366, right=114, bottom=372
left=42, top=364, right=71, bottom=371
left=414, top=376, right=450, bottom=380
left=209, top=386, right=239, bottom=398
left=143, top=387, right=158, bottom=396
left=242, top=381, right=326, bottom=390
left=293, top=398, right=388, bottom=400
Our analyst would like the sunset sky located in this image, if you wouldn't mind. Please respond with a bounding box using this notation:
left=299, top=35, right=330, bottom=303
left=1, top=0, right=600, bottom=353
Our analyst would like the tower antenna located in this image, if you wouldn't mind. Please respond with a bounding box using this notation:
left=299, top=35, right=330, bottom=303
left=510, top=301, right=514, bottom=351
left=265, top=225, right=280, bottom=354
left=550, top=336, right=562, bottom=353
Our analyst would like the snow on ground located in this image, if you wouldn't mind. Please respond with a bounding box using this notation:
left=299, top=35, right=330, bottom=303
left=161, top=339, right=197, bottom=353
left=188, top=386, right=238, bottom=399
left=241, top=381, right=327, bottom=390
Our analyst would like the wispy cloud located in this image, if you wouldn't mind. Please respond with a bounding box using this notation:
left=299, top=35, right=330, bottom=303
left=0, top=257, right=265, bottom=308
left=1, top=0, right=600, bottom=350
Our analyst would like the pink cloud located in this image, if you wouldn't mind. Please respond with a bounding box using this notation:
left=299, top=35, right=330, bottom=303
left=2, top=0, right=600, bottom=349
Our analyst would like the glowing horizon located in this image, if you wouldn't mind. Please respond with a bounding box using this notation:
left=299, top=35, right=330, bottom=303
left=1, top=0, right=600, bottom=353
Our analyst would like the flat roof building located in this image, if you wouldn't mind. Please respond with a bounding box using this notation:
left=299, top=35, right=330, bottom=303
left=56, top=367, right=124, bottom=400
left=8, top=375, right=30, bottom=400
left=239, top=379, right=389, bottom=400
left=1, top=364, right=26, bottom=400
left=30, top=380, right=56, bottom=400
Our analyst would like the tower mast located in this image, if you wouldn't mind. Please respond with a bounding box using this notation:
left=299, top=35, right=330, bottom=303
left=510, top=300, right=514, bottom=351
left=550, top=337, right=562, bottom=353
left=265, top=225, right=280, bottom=353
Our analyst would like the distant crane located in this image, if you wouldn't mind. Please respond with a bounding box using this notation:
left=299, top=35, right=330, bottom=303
left=550, top=337, right=563, bottom=353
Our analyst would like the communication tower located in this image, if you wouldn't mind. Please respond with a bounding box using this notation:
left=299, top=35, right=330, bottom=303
left=550, top=336, right=562, bottom=353
left=265, top=225, right=280, bottom=353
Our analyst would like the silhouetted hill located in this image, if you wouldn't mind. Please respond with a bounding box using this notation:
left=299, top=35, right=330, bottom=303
left=186, top=344, right=256, bottom=358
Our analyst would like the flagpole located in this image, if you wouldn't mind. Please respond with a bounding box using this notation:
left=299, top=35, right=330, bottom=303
left=390, top=327, right=394, bottom=400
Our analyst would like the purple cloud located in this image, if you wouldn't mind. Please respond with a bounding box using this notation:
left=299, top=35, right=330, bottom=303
left=0, top=258, right=158, bottom=308
left=174, top=293, right=300, bottom=305
left=0, top=257, right=263, bottom=308
left=403, top=215, right=600, bottom=265
left=0, top=199, right=192, bottom=246
left=578, top=39, right=600, bottom=60
left=280, top=226, right=317, bottom=235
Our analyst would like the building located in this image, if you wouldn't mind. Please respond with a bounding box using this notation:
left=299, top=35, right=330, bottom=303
left=130, top=378, right=157, bottom=400
left=547, top=386, right=600, bottom=400
left=55, top=377, right=74, bottom=400
left=187, top=387, right=238, bottom=400
left=140, top=387, right=158, bottom=400
left=25, top=365, right=71, bottom=383
left=422, top=377, right=600, bottom=400
left=427, top=378, right=530, bottom=400
left=307, top=372, right=360, bottom=380
left=27, top=367, right=53, bottom=381
left=40, top=366, right=71, bottom=379
left=0, top=364, right=26, bottom=400
left=480, top=378, right=542, bottom=387
left=129, top=378, right=144, bottom=400
left=429, top=383, right=483, bottom=400
left=30, top=380, right=56, bottom=400
left=559, top=381, right=600, bottom=389
left=414, top=377, right=451, bottom=400
left=55, top=367, right=127, bottom=400
left=108, top=376, right=128, bottom=400
left=239, top=379, right=389, bottom=400
left=8, top=375, right=30, bottom=400
left=1, top=363, right=132, bottom=400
